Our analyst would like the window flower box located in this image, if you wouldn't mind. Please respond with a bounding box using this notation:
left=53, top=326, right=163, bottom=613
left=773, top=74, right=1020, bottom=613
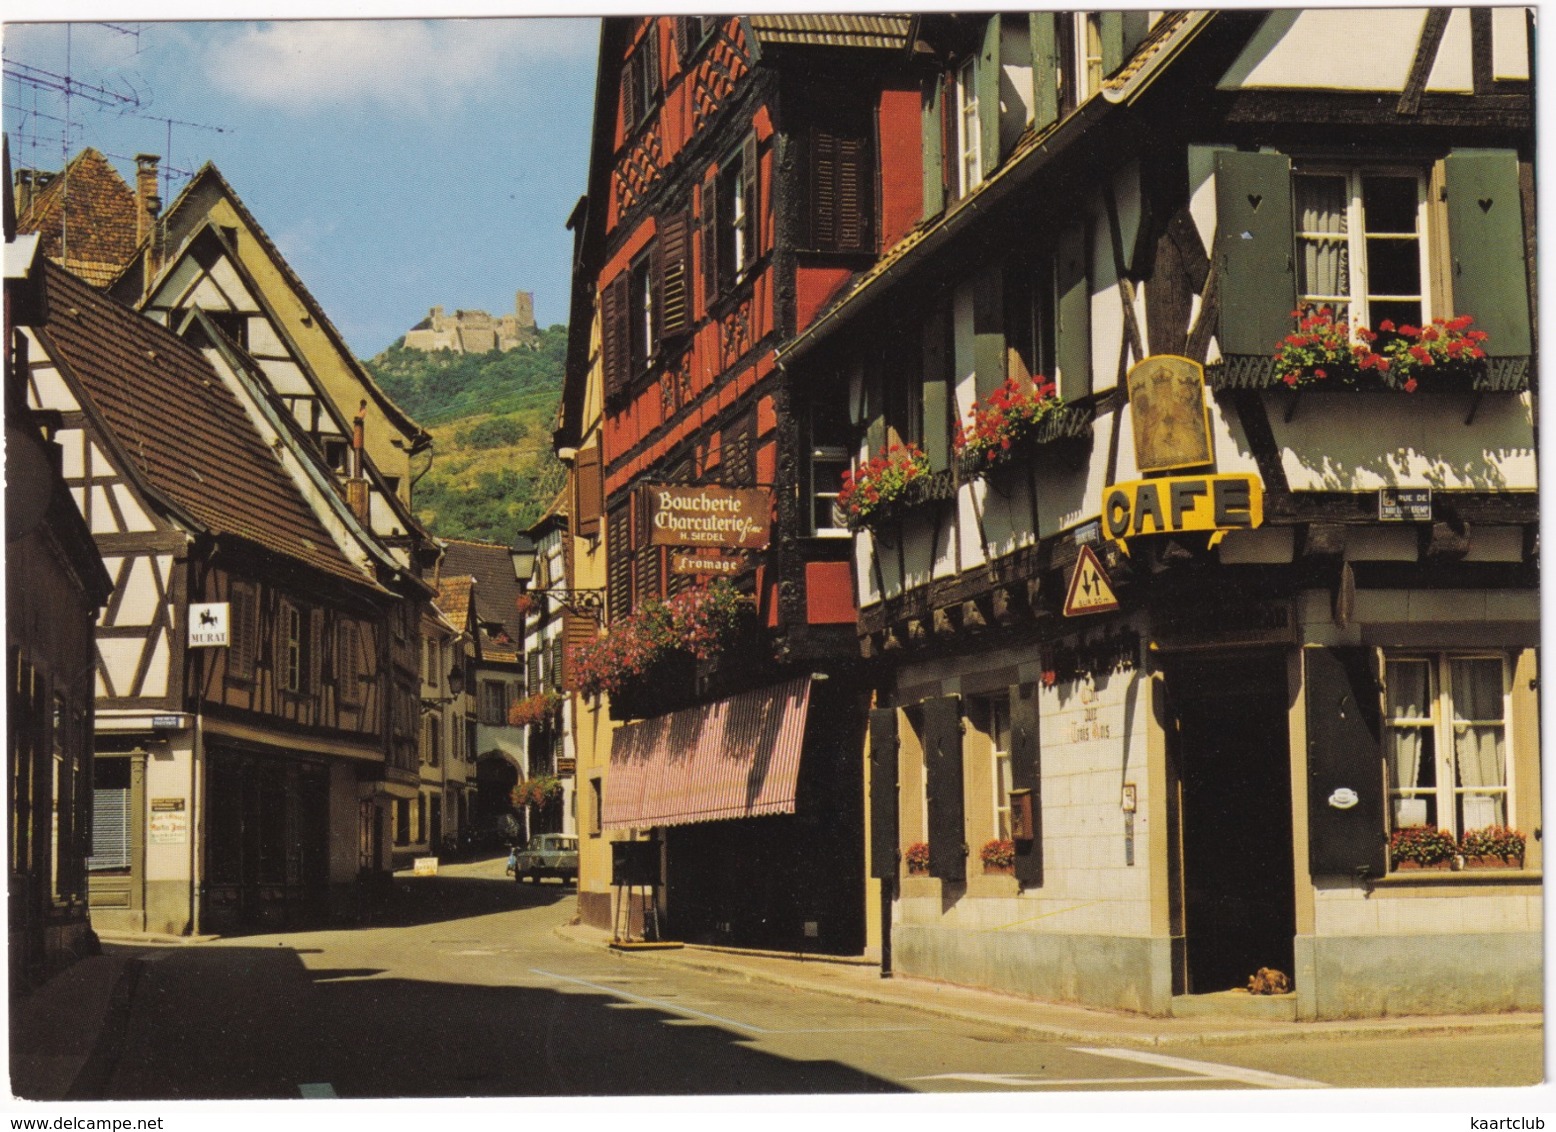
left=839, top=444, right=932, bottom=530
left=569, top=579, right=751, bottom=700
left=1272, top=306, right=1493, bottom=393
left=904, top=841, right=931, bottom=877
left=1460, top=825, right=1526, bottom=870
left=1389, top=826, right=1457, bottom=870
left=979, top=837, right=1015, bottom=875
left=954, top=381, right=1092, bottom=478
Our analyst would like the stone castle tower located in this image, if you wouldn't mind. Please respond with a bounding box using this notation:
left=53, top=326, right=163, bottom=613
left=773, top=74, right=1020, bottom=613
left=402, top=290, right=539, bottom=354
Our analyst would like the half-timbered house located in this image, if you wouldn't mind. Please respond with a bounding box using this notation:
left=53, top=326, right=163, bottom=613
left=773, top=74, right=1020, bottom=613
left=781, top=9, right=1538, bottom=1018
left=23, top=260, right=427, bottom=935
left=570, top=15, right=927, bottom=954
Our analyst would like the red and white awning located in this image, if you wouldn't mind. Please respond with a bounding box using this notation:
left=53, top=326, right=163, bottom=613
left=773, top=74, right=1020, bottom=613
left=603, top=675, right=812, bottom=830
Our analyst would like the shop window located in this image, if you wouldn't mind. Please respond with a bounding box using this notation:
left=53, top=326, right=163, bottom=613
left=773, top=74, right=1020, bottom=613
left=1385, top=654, right=1510, bottom=838
left=1295, top=168, right=1427, bottom=332
left=89, top=755, right=131, bottom=874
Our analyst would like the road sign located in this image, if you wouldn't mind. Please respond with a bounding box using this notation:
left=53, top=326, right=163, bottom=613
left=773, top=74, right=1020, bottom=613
left=1064, top=544, right=1120, bottom=617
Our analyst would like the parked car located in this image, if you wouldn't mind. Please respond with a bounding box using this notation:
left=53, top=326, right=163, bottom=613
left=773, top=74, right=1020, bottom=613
left=514, top=834, right=578, bottom=885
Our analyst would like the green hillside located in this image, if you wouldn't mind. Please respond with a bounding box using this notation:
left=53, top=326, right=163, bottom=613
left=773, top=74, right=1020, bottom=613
left=363, top=328, right=568, bottom=542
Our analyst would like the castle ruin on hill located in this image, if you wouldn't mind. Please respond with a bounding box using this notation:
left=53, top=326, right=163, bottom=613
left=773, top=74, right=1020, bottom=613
left=403, top=291, right=538, bottom=353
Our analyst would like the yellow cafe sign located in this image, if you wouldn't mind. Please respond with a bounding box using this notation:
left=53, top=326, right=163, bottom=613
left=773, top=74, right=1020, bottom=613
left=1102, top=473, right=1263, bottom=550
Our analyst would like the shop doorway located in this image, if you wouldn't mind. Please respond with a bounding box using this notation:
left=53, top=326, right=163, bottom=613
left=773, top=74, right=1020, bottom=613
left=1168, top=651, right=1295, bottom=994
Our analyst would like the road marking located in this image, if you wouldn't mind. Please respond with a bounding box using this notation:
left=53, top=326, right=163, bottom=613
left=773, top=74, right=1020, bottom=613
left=298, top=1083, right=337, bottom=1098
left=1071, top=1047, right=1328, bottom=1089
left=911, top=1072, right=1216, bottom=1088
left=529, top=968, right=923, bottom=1036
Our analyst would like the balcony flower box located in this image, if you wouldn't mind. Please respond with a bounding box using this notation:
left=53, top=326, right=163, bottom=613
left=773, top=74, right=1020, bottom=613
left=1272, top=306, right=1491, bottom=393
left=569, top=579, right=751, bottom=701
left=954, top=380, right=1092, bottom=478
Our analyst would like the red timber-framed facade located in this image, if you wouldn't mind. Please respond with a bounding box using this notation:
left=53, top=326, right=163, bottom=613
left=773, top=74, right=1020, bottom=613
left=578, top=15, right=923, bottom=954
left=781, top=9, right=1538, bottom=1019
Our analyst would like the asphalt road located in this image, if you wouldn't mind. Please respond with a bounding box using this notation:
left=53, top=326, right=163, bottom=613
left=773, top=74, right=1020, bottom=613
left=96, top=856, right=1543, bottom=1100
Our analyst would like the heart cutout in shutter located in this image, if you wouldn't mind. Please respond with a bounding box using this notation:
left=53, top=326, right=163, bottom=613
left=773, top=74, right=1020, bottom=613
left=1479, top=197, right=1494, bottom=213
left=1247, top=193, right=1263, bottom=211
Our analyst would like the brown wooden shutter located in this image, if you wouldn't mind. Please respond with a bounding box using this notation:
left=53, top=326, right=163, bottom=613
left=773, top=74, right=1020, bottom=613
left=922, top=694, right=966, bottom=882
left=809, top=128, right=838, bottom=249
left=644, top=27, right=660, bottom=103
left=658, top=210, right=692, bottom=337
left=562, top=609, right=596, bottom=690
left=674, top=17, right=693, bottom=66
left=1009, top=682, right=1043, bottom=886
left=621, top=63, right=639, bottom=136
left=573, top=444, right=603, bottom=538
left=740, top=132, right=759, bottom=277
left=601, top=273, right=630, bottom=400
left=700, top=169, right=720, bottom=307
left=868, top=707, right=900, bottom=880
left=606, top=503, right=632, bottom=621
left=837, top=134, right=871, bottom=252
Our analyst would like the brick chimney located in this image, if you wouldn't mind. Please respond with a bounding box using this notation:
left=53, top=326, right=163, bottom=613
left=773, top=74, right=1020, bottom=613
left=135, top=155, right=161, bottom=244
left=346, top=400, right=371, bottom=523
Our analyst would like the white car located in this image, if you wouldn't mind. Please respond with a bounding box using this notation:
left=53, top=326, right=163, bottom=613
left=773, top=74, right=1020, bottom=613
left=514, top=834, right=579, bottom=884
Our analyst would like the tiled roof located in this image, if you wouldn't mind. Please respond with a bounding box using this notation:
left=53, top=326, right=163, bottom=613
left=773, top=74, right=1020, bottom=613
left=435, top=574, right=474, bottom=631
left=440, top=538, right=525, bottom=654
left=1101, top=11, right=1204, bottom=102
left=154, top=164, right=429, bottom=448
left=17, top=149, right=141, bottom=288
left=747, top=14, right=912, bottom=50
left=37, top=260, right=372, bottom=588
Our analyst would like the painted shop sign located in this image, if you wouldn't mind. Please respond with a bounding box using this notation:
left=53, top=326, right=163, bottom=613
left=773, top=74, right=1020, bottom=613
left=1151, top=599, right=1296, bottom=652
left=149, top=797, right=188, bottom=845
left=1103, top=473, right=1263, bottom=547
left=1127, top=355, right=1214, bottom=474
left=187, top=602, right=230, bottom=648
left=671, top=550, right=745, bottom=576
left=645, top=484, right=771, bottom=550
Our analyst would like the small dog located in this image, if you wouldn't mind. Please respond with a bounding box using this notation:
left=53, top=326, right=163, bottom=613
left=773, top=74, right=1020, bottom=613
left=1247, top=967, right=1291, bottom=995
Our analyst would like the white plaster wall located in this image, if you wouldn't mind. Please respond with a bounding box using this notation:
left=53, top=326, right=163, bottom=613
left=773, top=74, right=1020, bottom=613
left=259, top=358, right=315, bottom=397
left=207, top=256, right=247, bottom=305
left=1492, top=8, right=1531, bottom=79
left=1219, top=10, right=1428, bottom=92
left=1272, top=392, right=1535, bottom=491
left=247, top=318, right=287, bottom=357
left=1312, top=883, right=1541, bottom=937
left=1424, top=8, right=1473, bottom=91
left=113, top=484, right=156, bottom=532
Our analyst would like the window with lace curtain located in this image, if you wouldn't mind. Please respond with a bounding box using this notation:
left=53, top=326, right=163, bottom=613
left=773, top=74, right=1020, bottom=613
left=1385, top=654, right=1509, bottom=841
left=1294, top=168, right=1428, bottom=333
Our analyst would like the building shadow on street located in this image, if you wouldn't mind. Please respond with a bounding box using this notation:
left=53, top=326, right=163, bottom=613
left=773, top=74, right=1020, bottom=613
left=89, top=942, right=908, bottom=1100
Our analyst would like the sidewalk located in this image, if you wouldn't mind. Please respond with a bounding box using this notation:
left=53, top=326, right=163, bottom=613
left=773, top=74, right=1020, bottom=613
left=553, top=921, right=1543, bottom=1049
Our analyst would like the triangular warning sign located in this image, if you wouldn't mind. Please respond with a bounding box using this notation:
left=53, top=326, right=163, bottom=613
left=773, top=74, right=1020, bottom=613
left=1064, top=543, right=1120, bottom=617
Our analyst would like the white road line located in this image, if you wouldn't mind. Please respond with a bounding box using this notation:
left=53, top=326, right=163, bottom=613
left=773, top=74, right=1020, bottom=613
left=530, top=968, right=923, bottom=1036
left=1071, top=1047, right=1328, bottom=1089
left=298, top=1083, right=337, bottom=1098
left=911, top=1072, right=1217, bottom=1088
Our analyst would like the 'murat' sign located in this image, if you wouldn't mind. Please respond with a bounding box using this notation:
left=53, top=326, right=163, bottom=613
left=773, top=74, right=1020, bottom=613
left=1101, top=473, right=1263, bottom=548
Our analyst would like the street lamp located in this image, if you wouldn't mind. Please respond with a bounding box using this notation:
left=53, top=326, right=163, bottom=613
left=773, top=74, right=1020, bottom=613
left=509, top=533, right=605, bottom=616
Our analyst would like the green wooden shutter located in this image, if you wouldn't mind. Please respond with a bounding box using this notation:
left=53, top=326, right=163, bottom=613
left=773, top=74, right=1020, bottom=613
left=1214, top=150, right=1295, bottom=358
left=1444, top=149, right=1531, bottom=357
left=922, top=694, right=965, bottom=882
left=1056, top=220, right=1091, bottom=402
left=922, top=76, right=946, bottom=219
left=1304, top=647, right=1386, bottom=878
left=973, top=264, right=1005, bottom=398
left=921, top=306, right=952, bottom=472
left=868, top=707, right=900, bottom=880
left=1101, top=11, right=1151, bottom=76
left=978, top=16, right=1002, bottom=171
left=1009, top=683, right=1042, bottom=886
left=1029, top=13, right=1060, bottom=133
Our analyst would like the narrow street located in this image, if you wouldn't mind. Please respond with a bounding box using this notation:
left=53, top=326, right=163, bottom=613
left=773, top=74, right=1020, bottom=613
left=89, top=858, right=1541, bottom=1100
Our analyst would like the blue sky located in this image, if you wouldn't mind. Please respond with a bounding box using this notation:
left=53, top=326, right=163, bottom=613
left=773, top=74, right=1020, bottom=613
left=3, top=15, right=600, bottom=356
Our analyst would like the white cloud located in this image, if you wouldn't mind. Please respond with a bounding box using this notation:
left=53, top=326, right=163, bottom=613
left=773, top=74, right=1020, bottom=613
left=201, top=18, right=594, bottom=115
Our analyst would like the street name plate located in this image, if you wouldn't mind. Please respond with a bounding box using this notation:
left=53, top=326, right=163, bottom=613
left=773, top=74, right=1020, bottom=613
left=1379, top=487, right=1432, bottom=522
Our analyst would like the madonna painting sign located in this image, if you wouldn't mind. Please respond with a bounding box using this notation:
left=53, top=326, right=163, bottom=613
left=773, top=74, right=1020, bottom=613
left=645, top=484, right=771, bottom=550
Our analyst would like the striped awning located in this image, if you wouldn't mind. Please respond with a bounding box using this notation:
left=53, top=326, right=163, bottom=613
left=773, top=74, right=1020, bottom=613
left=603, top=675, right=812, bottom=830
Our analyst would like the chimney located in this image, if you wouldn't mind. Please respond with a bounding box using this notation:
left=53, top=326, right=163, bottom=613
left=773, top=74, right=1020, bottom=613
left=346, top=400, right=370, bottom=523
left=135, top=155, right=162, bottom=244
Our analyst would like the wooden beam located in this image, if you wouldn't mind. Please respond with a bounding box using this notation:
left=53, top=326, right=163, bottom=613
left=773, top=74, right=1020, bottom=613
left=1397, top=9, right=1452, bottom=116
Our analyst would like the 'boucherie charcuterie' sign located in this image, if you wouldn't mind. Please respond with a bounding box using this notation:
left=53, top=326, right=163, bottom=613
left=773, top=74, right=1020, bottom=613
left=645, top=484, right=771, bottom=550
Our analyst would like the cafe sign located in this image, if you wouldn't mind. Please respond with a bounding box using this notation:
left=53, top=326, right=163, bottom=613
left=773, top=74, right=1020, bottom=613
left=646, top=484, right=771, bottom=550
left=1103, top=473, right=1263, bottom=549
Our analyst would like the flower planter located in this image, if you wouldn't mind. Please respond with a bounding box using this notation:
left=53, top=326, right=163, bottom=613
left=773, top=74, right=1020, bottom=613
left=849, top=469, right=955, bottom=532
left=1464, top=855, right=1524, bottom=870
left=957, top=404, right=1095, bottom=479
left=1392, top=859, right=1454, bottom=871
left=981, top=865, right=1014, bottom=877
left=906, top=865, right=931, bottom=878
